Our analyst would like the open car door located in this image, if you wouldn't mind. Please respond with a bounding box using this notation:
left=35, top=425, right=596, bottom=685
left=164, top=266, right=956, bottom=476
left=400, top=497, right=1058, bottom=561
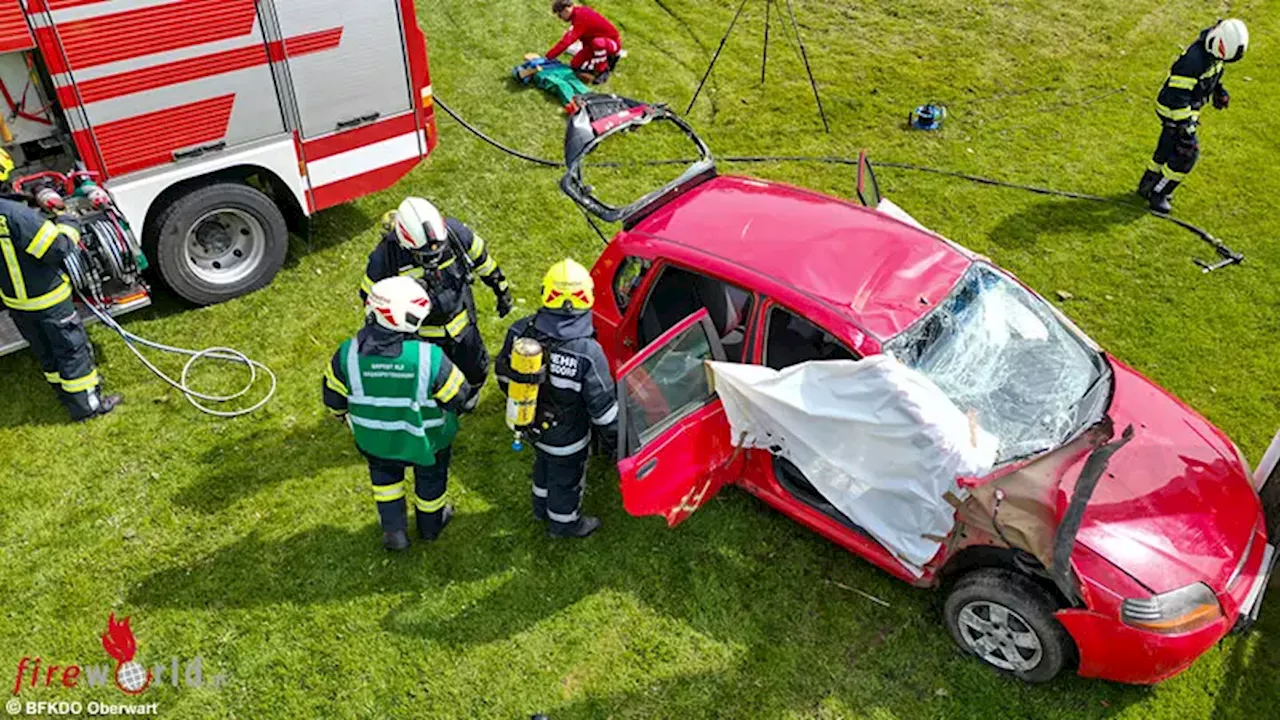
left=616, top=309, right=737, bottom=526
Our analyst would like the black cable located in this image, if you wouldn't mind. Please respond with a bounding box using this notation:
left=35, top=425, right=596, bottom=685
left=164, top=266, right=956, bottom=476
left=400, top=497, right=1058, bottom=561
left=784, top=0, right=830, bottom=133
left=761, top=0, right=771, bottom=84
left=685, top=0, right=750, bottom=116
left=434, top=97, right=561, bottom=168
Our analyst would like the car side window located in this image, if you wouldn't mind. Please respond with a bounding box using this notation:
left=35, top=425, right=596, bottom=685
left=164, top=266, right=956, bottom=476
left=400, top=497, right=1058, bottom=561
left=613, top=257, right=649, bottom=312
left=764, top=306, right=857, bottom=370
left=637, top=265, right=753, bottom=362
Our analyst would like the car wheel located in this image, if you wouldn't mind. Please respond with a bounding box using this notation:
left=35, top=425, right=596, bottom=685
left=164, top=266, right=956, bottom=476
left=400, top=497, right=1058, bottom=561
left=944, top=568, right=1074, bottom=683
left=150, top=182, right=288, bottom=305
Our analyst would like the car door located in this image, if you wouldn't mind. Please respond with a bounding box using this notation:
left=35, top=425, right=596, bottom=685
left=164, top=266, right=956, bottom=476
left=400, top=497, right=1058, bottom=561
left=615, top=309, right=740, bottom=527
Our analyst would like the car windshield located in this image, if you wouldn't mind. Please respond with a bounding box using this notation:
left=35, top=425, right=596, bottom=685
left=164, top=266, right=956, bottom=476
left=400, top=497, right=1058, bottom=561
left=884, top=264, right=1110, bottom=463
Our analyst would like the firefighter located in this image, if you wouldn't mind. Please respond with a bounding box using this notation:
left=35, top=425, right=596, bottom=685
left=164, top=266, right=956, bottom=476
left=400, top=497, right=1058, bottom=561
left=360, top=197, right=512, bottom=410
left=496, top=259, right=618, bottom=539
left=324, top=276, right=475, bottom=551
left=547, top=0, right=622, bottom=84
left=1138, top=18, right=1249, bottom=214
left=0, top=149, right=120, bottom=421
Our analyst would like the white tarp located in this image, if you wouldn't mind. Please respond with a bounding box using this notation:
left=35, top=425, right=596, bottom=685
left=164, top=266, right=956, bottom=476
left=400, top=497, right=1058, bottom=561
left=709, top=356, right=999, bottom=575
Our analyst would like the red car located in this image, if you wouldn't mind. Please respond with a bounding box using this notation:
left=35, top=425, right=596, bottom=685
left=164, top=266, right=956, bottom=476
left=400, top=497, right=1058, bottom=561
left=562, top=96, right=1277, bottom=684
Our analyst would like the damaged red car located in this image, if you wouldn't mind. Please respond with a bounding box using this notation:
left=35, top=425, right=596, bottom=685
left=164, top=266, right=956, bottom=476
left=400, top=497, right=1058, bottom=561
left=562, top=95, right=1278, bottom=684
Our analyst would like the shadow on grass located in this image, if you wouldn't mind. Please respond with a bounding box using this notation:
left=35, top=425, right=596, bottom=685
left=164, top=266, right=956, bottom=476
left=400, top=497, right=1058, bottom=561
left=286, top=203, right=378, bottom=268
left=174, top=420, right=361, bottom=513
left=988, top=194, right=1147, bottom=250
left=1211, top=587, right=1280, bottom=720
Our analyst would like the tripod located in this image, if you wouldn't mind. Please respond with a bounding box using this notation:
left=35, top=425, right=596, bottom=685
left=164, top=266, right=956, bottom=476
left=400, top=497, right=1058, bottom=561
left=685, top=0, right=830, bottom=133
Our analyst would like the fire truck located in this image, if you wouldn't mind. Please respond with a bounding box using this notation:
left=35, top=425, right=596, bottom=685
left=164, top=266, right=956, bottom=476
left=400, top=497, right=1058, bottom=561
left=0, top=0, right=437, bottom=355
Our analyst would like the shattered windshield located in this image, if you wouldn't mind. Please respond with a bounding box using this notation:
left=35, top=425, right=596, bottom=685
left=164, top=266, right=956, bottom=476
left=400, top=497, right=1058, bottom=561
left=884, top=264, right=1110, bottom=463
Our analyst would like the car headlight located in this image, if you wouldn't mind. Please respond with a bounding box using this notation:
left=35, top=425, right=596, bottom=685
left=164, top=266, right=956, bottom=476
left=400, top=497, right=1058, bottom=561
left=1121, top=583, right=1222, bottom=635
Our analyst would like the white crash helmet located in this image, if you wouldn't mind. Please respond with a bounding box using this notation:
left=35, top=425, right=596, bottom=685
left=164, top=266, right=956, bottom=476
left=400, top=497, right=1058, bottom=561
left=365, top=276, right=432, bottom=334
left=393, top=197, right=449, bottom=252
left=1206, top=19, right=1249, bottom=62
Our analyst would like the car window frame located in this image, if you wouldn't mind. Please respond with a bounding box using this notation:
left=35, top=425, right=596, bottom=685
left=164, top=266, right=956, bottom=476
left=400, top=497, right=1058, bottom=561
left=761, top=302, right=861, bottom=370
left=634, top=260, right=758, bottom=362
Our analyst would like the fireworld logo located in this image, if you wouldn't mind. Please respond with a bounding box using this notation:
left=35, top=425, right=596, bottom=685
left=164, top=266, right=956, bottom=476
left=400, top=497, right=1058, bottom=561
left=11, top=614, right=227, bottom=697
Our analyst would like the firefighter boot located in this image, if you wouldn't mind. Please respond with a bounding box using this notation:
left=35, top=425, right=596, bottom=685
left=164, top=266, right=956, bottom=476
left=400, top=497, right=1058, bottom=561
left=1136, top=170, right=1161, bottom=200
left=549, top=515, right=601, bottom=539
left=383, top=529, right=411, bottom=552
left=1149, top=180, right=1180, bottom=214
left=74, top=392, right=123, bottom=422
left=417, top=504, right=454, bottom=541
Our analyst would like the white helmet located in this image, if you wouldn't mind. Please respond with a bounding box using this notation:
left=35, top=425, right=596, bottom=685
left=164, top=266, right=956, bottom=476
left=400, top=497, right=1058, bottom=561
left=1206, top=19, right=1249, bottom=62
left=393, top=197, right=450, bottom=262
left=365, top=276, right=432, bottom=334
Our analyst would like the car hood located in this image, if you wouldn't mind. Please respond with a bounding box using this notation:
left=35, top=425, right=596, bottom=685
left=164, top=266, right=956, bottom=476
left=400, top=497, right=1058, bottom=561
left=1065, top=358, right=1258, bottom=594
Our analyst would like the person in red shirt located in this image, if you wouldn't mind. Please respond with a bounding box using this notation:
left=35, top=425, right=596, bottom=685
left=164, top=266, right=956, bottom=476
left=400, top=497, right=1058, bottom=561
left=547, top=1, right=622, bottom=83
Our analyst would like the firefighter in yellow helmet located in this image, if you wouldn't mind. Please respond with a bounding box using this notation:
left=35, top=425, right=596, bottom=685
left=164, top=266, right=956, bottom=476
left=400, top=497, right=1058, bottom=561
left=0, top=148, right=121, bottom=420
left=496, top=259, right=617, bottom=538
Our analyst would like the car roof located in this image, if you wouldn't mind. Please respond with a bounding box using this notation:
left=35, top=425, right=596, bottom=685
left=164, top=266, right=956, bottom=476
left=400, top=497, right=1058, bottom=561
left=629, top=175, right=974, bottom=340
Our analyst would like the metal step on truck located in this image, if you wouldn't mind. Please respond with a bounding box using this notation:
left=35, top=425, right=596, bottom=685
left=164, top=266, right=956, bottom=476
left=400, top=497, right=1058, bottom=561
left=0, top=0, right=438, bottom=355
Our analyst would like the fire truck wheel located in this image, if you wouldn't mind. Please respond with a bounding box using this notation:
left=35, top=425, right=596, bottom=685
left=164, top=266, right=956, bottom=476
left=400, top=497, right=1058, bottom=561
left=151, top=182, right=289, bottom=305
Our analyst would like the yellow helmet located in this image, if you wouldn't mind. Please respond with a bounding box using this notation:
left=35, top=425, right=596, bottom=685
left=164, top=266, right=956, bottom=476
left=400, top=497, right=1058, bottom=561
left=0, top=148, right=13, bottom=183
left=541, top=258, right=594, bottom=311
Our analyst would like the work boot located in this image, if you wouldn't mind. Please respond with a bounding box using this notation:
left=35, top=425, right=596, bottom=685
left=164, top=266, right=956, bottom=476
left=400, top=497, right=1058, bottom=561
left=418, top=504, right=454, bottom=541
left=383, top=529, right=410, bottom=552
left=1149, top=179, right=1179, bottom=214
left=549, top=515, right=601, bottom=539
left=74, top=393, right=123, bottom=422
left=1136, top=170, right=1161, bottom=199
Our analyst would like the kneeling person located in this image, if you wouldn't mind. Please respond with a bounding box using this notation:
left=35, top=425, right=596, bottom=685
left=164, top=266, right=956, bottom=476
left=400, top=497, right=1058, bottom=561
left=497, top=259, right=618, bottom=538
left=324, top=276, right=474, bottom=551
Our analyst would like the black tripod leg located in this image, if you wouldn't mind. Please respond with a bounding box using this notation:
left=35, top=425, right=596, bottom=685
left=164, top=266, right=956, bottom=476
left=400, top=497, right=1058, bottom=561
left=685, top=0, right=751, bottom=115
left=761, top=0, right=771, bottom=84
left=785, top=0, right=830, bottom=132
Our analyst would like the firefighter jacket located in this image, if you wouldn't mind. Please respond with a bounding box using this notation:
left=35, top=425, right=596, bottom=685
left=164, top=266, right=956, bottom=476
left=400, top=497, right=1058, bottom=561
left=1156, top=29, right=1225, bottom=125
left=360, top=217, right=508, bottom=341
left=323, top=324, right=472, bottom=466
left=496, top=309, right=618, bottom=456
left=0, top=197, right=79, bottom=312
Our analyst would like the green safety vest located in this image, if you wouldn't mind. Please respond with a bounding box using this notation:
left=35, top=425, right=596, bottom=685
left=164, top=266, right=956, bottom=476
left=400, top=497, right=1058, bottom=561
left=342, top=337, right=459, bottom=466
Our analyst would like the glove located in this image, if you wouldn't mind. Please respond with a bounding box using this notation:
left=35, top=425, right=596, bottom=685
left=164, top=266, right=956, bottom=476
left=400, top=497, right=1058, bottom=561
left=1213, top=85, right=1230, bottom=110
left=496, top=289, right=515, bottom=318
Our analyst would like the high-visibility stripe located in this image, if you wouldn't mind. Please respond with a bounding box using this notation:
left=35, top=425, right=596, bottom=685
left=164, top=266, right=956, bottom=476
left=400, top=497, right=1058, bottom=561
left=360, top=275, right=376, bottom=294
left=61, top=369, right=99, bottom=393
left=324, top=365, right=349, bottom=396
left=415, top=494, right=448, bottom=513
left=421, top=309, right=470, bottom=339
left=535, top=435, right=591, bottom=456
left=1155, top=103, right=1193, bottom=121
left=24, top=222, right=60, bottom=259
left=532, top=484, right=549, bottom=498
left=327, top=406, right=347, bottom=416
left=474, top=256, right=498, bottom=277
left=349, top=416, right=445, bottom=436
left=1, top=279, right=71, bottom=311
left=398, top=266, right=425, bottom=279
left=433, top=366, right=464, bottom=403
left=44, top=371, right=61, bottom=384
left=1166, top=75, right=1197, bottom=90
left=548, top=509, right=580, bottom=523
left=467, top=235, right=486, bottom=261
left=1200, top=62, right=1223, bottom=79
left=1160, top=165, right=1187, bottom=181
left=592, top=403, right=618, bottom=426
left=437, top=257, right=455, bottom=270
left=372, top=482, right=406, bottom=502
left=0, top=236, right=26, bottom=300
left=1147, top=159, right=1163, bottom=173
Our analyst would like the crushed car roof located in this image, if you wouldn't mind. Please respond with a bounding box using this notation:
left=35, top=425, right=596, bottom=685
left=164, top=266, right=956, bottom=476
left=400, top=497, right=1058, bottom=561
left=630, top=175, right=974, bottom=340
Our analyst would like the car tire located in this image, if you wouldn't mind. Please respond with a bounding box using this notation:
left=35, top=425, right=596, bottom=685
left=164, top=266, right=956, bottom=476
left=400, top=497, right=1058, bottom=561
left=943, top=568, right=1074, bottom=683
left=149, top=182, right=288, bottom=306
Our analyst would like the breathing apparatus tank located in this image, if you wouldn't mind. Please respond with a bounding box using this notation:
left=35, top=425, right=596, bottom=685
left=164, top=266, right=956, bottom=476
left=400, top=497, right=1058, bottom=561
left=505, top=337, right=544, bottom=451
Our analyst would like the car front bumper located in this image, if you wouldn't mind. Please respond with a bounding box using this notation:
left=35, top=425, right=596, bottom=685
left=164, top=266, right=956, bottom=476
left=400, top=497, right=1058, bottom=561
left=1232, top=542, right=1276, bottom=633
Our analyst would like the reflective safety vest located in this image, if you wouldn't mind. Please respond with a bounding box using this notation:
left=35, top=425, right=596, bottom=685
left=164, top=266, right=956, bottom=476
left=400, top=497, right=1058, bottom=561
left=0, top=199, right=73, bottom=312
left=341, top=337, right=459, bottom=466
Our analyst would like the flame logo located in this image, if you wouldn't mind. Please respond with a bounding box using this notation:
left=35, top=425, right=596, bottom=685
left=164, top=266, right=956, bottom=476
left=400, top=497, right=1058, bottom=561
left=101, top=614, right=152, bottom=695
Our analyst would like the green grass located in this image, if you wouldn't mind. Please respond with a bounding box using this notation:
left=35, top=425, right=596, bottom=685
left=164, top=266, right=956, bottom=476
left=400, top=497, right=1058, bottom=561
left=2, top=1, right=1278, bottom=717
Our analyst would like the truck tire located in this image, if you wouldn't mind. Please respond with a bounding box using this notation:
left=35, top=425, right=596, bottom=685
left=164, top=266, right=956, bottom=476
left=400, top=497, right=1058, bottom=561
left=943, top=568, right=1074, bottom=683
left=150, top=182, right=288, bottom=306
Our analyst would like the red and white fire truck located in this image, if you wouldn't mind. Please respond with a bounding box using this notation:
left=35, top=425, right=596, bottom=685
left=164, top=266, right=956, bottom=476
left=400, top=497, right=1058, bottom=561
left=0, top=0, right=437, bottom=355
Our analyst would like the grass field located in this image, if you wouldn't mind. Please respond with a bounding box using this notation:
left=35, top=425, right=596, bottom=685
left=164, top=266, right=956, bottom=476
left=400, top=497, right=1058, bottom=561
left=2, top=1, right=1278, bottom=718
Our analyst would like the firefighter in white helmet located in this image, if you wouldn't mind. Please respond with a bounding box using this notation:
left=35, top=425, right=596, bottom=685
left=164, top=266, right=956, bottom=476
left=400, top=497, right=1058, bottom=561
left=324, top=276, right=475, bottom=551
left=360, top=197, right=513, bottom=409
left=496, top=259, right=618, bottom=538
left=1138, top=18, right=1249, bottom=213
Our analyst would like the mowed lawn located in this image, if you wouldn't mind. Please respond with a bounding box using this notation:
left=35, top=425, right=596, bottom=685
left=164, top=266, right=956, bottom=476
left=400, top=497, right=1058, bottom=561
left=2, top=1, right=1278, bottom=717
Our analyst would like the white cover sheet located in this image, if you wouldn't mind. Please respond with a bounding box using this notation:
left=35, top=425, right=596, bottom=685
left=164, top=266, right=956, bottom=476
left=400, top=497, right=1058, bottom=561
left=709, top=356, right=999, bottom=574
